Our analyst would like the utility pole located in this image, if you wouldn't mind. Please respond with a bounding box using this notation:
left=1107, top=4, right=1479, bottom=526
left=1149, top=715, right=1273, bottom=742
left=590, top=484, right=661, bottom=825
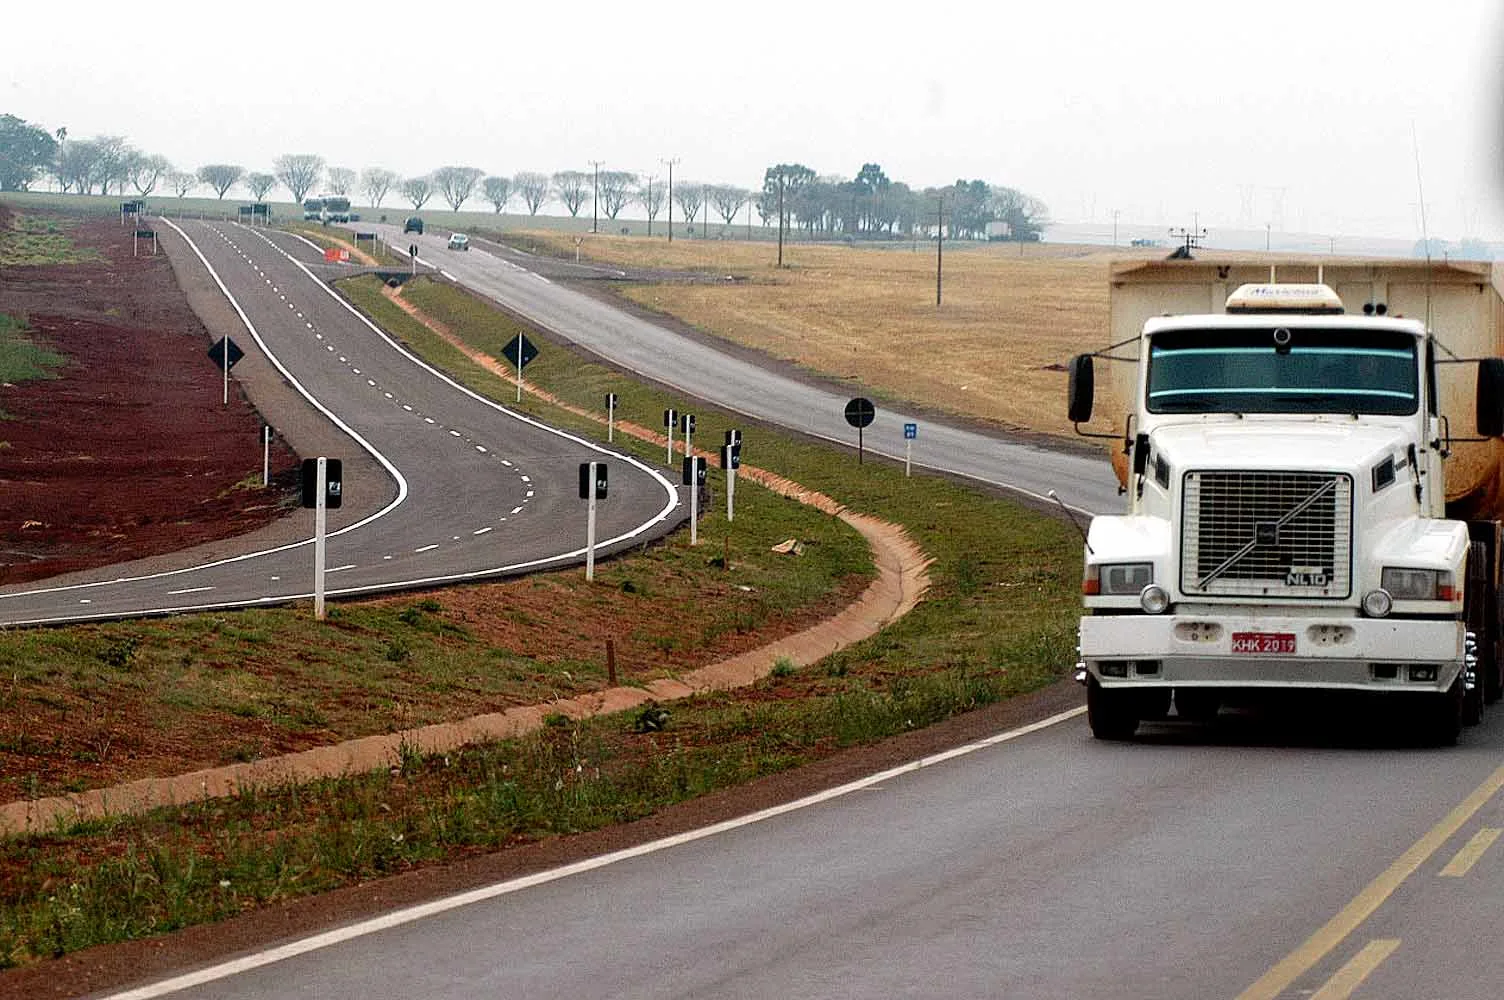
left=644, top=174, right=655, bottom=237
left=1112, top=208, right=1120, bottom=247
left=935, top=195, right=945, bottom=307
left=776, top=169, right=786, bottom=268
left=589, top=160, right=603, bottom=234
left=662, top=157, right=679, bottom=242
left=702, top=184, right=709, bottom=238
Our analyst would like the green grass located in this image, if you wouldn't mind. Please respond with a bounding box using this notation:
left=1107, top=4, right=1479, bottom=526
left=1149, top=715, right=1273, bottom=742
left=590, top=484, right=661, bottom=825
left=0, top=269, right=1082, bottom=968
left=0, top=315, right=66, bottom=385
left=0, top=213, right=101, bottom=267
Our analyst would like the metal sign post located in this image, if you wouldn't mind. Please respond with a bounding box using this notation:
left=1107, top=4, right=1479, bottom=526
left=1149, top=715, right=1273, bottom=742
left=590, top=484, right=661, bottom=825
left=722, top=429, right=742, bottom=522
left=845, top=397, right=876, bottom=464
left=409, top=242, right=418, bottom=275
left=579, top=462, right=608, bottom=581
left=663, top=408, right=677, bottom=465
left=904, top=422, right=918, bottom=477
left=514, top=333, right=524, bottom=402
left=682, top=456, right=706, bottom=546
left=301, top=458, right=343, bottom=621
left=606, top=393, right=618, bottom=443
left=314, top=458, right=328, bottom=620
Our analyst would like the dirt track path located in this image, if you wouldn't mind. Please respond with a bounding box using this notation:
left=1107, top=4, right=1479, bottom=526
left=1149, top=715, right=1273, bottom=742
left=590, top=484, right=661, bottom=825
left=0, top=291, right=932, bottom=836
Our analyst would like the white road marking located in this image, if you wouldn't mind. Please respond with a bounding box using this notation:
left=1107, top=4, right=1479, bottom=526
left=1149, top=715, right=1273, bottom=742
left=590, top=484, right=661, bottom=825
left=326, top=565, right=357, bottom=574
left=449, top=429, right=461, bottom=437
left=511, top=506, right=524, bottom=515
left=167, top=587, right=216, bottom=596
left=414, top=544, right=439, bottom=553
left=475, top=445, right=487, bottom=453
left=99, top=708, right=1084, bottom=1000
left=473, top=527, right=493, bottom=535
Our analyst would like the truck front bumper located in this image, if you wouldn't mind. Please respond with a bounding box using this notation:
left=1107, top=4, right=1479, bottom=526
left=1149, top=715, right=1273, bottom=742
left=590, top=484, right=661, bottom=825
left=1079, top=613, right=1464, bottom=694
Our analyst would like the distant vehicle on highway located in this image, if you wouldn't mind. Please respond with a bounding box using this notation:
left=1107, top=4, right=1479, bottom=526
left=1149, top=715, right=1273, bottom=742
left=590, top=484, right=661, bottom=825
left=447, top=233, right=470, bottom=251
left=403, top=217, right=424, bottom=234
left=322, top=196, right=352, bottom=224
left=302, top=198, right=324, bottom=221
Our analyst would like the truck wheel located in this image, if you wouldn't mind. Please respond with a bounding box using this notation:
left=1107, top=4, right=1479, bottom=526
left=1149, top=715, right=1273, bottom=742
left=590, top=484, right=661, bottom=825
left=1087, top=677, right=1139, bottom=740
left=1424, top=677, right=1463, bottom=747
left=1174, top=688, right=1220, bottom=723
left=1463, top=668, right=1484, bottom=727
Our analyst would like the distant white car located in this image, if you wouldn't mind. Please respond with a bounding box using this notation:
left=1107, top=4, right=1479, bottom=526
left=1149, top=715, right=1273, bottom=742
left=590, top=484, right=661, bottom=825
left=447, top=233, right=470, bottom=251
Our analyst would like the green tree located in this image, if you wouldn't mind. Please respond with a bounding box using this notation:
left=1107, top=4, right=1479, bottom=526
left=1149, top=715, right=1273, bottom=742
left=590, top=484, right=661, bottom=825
left=0, top=115, right=58, bottom=191
left=197, top=163, right=244, bottom=199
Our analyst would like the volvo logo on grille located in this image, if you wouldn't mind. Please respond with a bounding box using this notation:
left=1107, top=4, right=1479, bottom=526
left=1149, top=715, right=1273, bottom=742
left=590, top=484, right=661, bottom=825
left=1255, top=522, right=1280, bottom=545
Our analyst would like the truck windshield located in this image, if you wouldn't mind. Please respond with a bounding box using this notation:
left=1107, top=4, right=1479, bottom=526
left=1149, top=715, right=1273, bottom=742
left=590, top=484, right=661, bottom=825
left=1146, top=328, right=1418, bottom=415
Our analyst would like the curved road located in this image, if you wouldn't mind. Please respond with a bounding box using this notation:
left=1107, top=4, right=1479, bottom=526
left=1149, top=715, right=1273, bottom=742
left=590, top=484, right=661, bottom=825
left=364, top=222, right=1123, bottom=517
left=0, top=219, right=680, bottom=625
left=91, top=224, right=1504, bottom=1000
left=110, top=707, right=1504, bottom=1000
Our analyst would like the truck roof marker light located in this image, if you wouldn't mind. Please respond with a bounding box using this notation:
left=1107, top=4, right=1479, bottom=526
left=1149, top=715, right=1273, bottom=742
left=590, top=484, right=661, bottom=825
left=1362, top=589, right=1394, bottom=618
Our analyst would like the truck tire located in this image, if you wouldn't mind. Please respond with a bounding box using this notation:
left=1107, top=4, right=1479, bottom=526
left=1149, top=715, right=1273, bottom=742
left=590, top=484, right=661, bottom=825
left=1087, top=677, right=1139, bottom=740
left=1424, top=677, right=1463, bottom=747
left=1463, top=668, right=1484, bottom=727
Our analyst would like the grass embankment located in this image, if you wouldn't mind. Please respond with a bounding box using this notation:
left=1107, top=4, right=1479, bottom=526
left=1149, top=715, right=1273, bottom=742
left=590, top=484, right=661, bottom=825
left=0, top=213, right=101, bottom=267
left=501, top=227, right=1120, bottom=441
left=0, top=314, right=67, bottom=426
left=0, top=274, right=1081, bottom=969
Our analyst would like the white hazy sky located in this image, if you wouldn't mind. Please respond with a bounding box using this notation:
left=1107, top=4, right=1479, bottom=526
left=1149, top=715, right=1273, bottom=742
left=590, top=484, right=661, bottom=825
left=6, top=0, right=1503, bottom=240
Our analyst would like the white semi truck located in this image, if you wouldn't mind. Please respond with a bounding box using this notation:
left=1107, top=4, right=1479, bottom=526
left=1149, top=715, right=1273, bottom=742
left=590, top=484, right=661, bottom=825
left=1066, top=258, right=1504, bottom=743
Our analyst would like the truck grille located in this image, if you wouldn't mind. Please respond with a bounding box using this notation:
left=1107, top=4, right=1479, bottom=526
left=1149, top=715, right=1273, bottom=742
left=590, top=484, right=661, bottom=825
left=1181, top=471, right=1352, bottom=599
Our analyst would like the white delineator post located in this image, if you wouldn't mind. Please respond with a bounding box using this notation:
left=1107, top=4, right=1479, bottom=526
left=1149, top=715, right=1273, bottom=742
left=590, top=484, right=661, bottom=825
left=607, top=394, right=616, bottom=443
left=262, top=426, right=272, bottom=487
left=314, top=457, right=328, bottom=621
left=684, top=420, right=697, bottom=546
left=727, top=461, right=736, bottom=522
left=586, top=461, right=599, bottom=582
left=514, top=333, right=524, bottom=403
left=222, top=338, right=230, bottom=407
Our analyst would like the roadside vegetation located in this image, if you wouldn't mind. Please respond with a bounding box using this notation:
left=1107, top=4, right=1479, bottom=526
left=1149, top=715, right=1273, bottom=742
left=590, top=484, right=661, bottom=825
left=0, top=230, right=1082, bottom=970
left=496, top=227, right=1116, bottom=440
left=0, top=314, right=65, bottom=386
left=0, top=212, right=100, bottom=267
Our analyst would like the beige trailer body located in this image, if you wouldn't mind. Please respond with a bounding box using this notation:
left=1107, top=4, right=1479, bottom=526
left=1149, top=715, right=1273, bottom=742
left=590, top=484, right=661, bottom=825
left=1095, top=258, right=1504, bottom=520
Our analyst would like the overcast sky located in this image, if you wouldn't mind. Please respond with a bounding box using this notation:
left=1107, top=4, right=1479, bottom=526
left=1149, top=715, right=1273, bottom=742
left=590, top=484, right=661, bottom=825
left=6, top=0, right=1502, bottom=240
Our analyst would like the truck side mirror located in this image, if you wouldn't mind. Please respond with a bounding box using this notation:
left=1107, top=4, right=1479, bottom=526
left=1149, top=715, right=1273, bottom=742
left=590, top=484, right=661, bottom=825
left=1067, top=354, right=1095, bottom=424
left=1477, top=358, right=1504, bottom=438
left=1132, top=432, right=1150, bottom=477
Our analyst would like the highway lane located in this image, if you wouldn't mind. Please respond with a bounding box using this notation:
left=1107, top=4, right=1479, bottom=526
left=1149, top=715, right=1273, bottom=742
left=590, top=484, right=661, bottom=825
left=111, top=708, right=1504, bottom=999
left=361, top=222, right=1124, bottom=516
left=0, top=219, right=680, bottom=625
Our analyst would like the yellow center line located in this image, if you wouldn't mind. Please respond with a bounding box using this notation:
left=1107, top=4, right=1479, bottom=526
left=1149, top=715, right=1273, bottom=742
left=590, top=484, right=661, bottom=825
left=1237, top=763, right=1504, bottom=1000
left=1310, top=939, right=1401, bottom=1000
left=1439, top=827, right=1502, bottom=878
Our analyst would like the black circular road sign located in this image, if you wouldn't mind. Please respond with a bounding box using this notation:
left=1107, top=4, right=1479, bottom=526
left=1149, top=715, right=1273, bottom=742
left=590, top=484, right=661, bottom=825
left=844, top=397, right=876, bottom=429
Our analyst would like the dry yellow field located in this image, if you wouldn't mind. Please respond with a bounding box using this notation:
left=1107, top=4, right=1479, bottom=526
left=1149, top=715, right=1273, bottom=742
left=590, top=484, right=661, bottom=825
left=511, top=230, right=1146, bottom=441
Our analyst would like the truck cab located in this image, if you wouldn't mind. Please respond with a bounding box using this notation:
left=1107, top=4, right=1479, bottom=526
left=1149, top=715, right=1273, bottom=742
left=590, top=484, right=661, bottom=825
left=1068, top=275, right=1504, bottom=743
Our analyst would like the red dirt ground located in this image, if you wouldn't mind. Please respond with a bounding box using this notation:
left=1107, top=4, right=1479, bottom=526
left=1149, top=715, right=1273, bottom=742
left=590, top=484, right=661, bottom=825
left=0, top=203, right=300, bottom=584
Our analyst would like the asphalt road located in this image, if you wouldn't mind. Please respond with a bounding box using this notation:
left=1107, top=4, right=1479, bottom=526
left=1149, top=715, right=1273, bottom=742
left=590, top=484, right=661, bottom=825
left=362, top=223, right=1124, bottom=517
left=108, top=707, right=1504, bottom=1000
left=0, top=219, right=680, bottom=625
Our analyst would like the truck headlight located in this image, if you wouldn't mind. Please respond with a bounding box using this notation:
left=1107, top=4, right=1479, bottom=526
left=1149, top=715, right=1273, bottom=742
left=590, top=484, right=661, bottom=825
left=1099, top=562, right=1154, bottom=596
left=1362, top=589, right=1393, bottom=618
left=1139, top=585, right=1170, bottom=614
left=1380, top=568, right=1456, bottom=601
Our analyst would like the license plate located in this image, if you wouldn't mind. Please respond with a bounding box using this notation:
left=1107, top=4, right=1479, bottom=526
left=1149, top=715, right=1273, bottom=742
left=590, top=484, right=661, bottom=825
left=1231, top=632, right=1296, bottom=655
